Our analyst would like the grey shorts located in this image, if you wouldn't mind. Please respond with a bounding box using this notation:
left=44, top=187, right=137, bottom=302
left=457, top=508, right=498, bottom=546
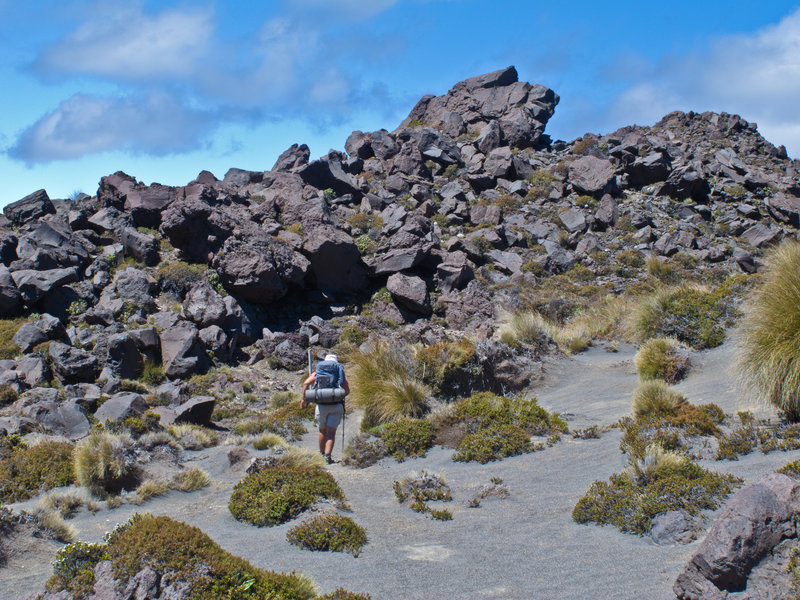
left=315, top=403, right=344, bottom=430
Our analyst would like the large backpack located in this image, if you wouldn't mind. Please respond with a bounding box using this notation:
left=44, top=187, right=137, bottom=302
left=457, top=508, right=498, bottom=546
left=309, top=360, right=346, bottom=404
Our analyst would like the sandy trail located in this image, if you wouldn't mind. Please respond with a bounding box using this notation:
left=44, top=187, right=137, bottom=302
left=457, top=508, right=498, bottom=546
left=3, top=341, right=798, bottom=600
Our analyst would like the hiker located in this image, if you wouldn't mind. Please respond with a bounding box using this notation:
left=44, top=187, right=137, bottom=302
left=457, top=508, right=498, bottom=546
left=301, top=353, right=349, bottom=464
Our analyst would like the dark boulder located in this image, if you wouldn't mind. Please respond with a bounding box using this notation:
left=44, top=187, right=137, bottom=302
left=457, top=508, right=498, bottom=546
left=121, top=227, right=160, bottom=266
left=182, top=281, right=227, bottom=328
left=49, top=341, right=100, bottom=383
left=272, top=143, right=310, bottom=171
left=174, top=395, right=216, bottom=425
left=107, top=332, right=143, bottom=379
left=568, top=156, right=616, bottom=195
left=13, top=322, right=48, bottom=354
left=387, top=272, right=431, bottom=315
left=398, top=66, right=559, bottom=149
left=301, top=226, right=367, bottom=294
left=94, top=392, right=147, bottom=424
left=0, top=265, right=22, bottom=317
left=674, top=473, right=800, bottom=599
left=212, top=236, right=309, bottom=304
left=3, top=189, right=56, bottom=227
left=160, top=321, right=206, bottom=378
left=11, top=267, right=79, bottom=304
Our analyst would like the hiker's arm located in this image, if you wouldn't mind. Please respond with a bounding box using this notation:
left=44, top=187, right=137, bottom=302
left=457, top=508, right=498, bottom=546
left=343, top=376, right=350, bottom=396
left=300, top=373, right=316, bottom=408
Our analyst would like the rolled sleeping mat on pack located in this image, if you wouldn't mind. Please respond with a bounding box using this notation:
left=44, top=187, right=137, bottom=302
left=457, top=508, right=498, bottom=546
left=304, top=387, right=346, bottom=404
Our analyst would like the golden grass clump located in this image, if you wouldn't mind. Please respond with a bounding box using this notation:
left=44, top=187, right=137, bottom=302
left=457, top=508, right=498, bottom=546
left=634, top=337, right=688, bottom=383
left=170, top=467, right=210, bottom=492
left=33, top=508, right=76, bottom=542
left=626, top=443, right=689, bottom=485
left=253, top=433, right=285, bottom=450
left=36, top=490, right=84, bottom=518
left=632, top=380, right=686, bottom=419
left=136, top=479, right=169, bottom=501
left=349, top=342, right=430, bottom=430
left=496, top=308, right=548, bottom=346
left=737, top=240, right=800, bottom=421
left=73, top=429, right=135, bottom=498
left=167, top=424, right=220, bottom=450
left=272, top=445, right=327, bottom=470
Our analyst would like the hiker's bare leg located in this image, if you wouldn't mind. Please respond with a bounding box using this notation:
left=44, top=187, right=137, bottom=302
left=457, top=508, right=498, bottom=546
left=323, top=427, right=336, bottom=455
left=318, top=430, right=326, bottom=454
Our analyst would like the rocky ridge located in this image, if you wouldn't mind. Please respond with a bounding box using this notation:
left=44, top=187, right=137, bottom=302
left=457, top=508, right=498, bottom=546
left=1, top=65, right=800, bottom=599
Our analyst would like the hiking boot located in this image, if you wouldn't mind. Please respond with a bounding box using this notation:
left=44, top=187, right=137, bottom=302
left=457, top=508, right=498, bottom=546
left=324, top=453, right=333, bottom=465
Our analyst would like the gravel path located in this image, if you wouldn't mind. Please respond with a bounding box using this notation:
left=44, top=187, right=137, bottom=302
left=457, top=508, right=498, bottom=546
left=3, top=340, right=799, bottom=600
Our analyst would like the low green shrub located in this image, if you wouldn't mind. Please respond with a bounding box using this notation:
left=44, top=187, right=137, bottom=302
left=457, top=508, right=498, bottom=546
left=778, top=459, right=800, bottom=479
left=229, top=466, right=344, bottom=526
left=0, top=317, right=28, bottom=359
left=286, top=514, right=367, bottom=556
left=715, top=425, right=757, bottom=460
left=156, top=262, right=207, bottom=296
left=341, top=433, right=387, bottom=468
left=415, top=339, right=481, bottom=397
left=0, top=384, right=18, bottom=407
left=139, top=360, right=165, bottom=386
left=631, top=279, right=743, bottom=349
left=0, top=441, right=74, bottom=502
left=393, top=470, right=452, bottom=517
left=233, top=403, right=313, bottom=441
left=46, top=541, right=110, bottom=598
left=634, top=338, right=688, bottom=383
left=453, top=424, right=533, bottom=464
left=573, top=454, right=741, bottom=534
left=381, top=419, right=435, bottom=461
left=103, top=514, right=318, bottom=600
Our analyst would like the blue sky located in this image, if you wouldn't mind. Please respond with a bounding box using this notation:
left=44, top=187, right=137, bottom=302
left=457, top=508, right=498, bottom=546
left=2, top=0, right=800, bottom=206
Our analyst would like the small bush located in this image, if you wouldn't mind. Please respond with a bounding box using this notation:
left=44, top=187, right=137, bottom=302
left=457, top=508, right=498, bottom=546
left=350, top=342, right=430, bottom=430
left=415, top=339, right=481, bottom=397
left=393, top=469, right=452, bottom=514
left=573, top=454, right=741, bottom=534
left=270, top=446, right=327, bottom=470
left=620, top=402, right=725, bottom=458
left=233, top=403, right=313, bottom=441
left=0, top=440, right=75, bottom=502
left=139, top=360, right=165, bottom=386
left=737, top=240, right=800, bottom=421
left=106, top=514, right=318, bottom=599
left=229, top=466, right=344, bottom=526
left=381, top=419, right=435, bottom=461
left=631, top=380, right=686, bottom=419
left=33, top=508, right=76, bottom=542
left=0, top=317, right=27, bottom=359
left=269, top=390, right=297, bottom=409
left=170, top=467, right=209, bottom=492
left=634, top=338, right=689, bottom=383
left=156, top=262, right=207, bottom=296
left=778, top=459, right=800, bottom=479
left=73, top=430, right=135, bottom=498
left=716, top=426, right=757, bottom=460
left=453, top=424, right=533, bottom=464
left=430, top=508, right=453, bottom=521
left=630, top=280, right=742, bottom=349
left=341, top=433, right=388, bottom=468
left=46, top=541, right=110, bottom=598
left=287, top=514, right=367, bottom=556
left=646, top=255, right=677, bottom=282
left=167, top=424, right=219, bottom=450
left=0, top=384, right=18, bottom=407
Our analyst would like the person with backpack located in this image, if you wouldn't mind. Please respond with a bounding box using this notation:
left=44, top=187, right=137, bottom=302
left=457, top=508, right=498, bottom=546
left=301, top=353, right=349, bottom=464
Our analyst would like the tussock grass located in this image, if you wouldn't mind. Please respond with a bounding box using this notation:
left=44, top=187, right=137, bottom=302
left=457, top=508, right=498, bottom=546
left=253, top=432, right=285, bottom=450
left=136, top=479, right=169, bottom=501
left=170, top=467, right=209, bottom=492
left=138, top=430, right=181, bottom=450
left=634, top=337, right=688, bottom=383
left=632, top=380, right=686, bottom=419
left=37, top=490, right=84, bottom=518
left=272, top=446, right=326, bottom=470
left=737, top=240, right=800, bottom=421
left=33, top=509, right=76, bottom=542
left=496, top=308, right=548, bottom=346
left=350, top=342, right=430, bottom=430
left=167, top=424, right=219, bottom=450
left=626, top=444, right=689, bottom=484
left=73, top=430, right=134, bottom=498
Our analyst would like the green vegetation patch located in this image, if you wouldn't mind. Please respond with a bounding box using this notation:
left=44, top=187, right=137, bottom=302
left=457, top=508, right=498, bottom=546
left=317, top=590, right=372, bottom=600
left=632, top=278, right=744, bottom=349
left=393, top=470, right=452, bottom=517
left=778, top=459, right=800, bottom=479
left=573, top=456, right=741, bottom=534
left=380, top=419, right=435, bottom=461
left=0, top=317, right=28, bottom=359
left=229, top=466, right=344, bottom=527
left=99, top=513, right=316, bottom=600
left=453, top=424, right=533, bottom=464
left=156, top=261, right=208, bottom=296
left=634, top=338, right=689, bottom=383
left=415, top=339, right=479, bottom=397
left=46, top=541, right=110, bottom=598
left=233, top=403, right=314, bottom=441
left=0, top=441, right=74, bottom=502
left=287, top=514, right=367, bottom=556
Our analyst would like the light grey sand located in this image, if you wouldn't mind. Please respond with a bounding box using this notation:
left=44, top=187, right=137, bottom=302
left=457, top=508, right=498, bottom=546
left=3, top=341, right=799, bottom=600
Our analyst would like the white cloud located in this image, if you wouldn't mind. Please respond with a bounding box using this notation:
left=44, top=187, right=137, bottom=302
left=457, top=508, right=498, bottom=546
left=612, top=7, right=800, bottom=156
left=33, top=3, right=212, bottom=81
left=9, top=92, right=216, bottom=163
